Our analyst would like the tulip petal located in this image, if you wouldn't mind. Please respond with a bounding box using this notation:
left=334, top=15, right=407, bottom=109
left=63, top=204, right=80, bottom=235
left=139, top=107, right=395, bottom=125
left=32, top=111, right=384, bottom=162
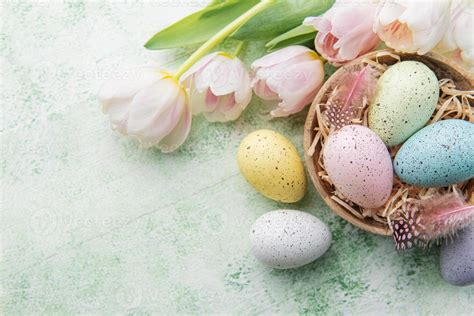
left=435, top=0, right=474, bottom=69
left=182, top=53, right=252, bottom=122
left=251, top=45, right=314, bottom=69
left=180, top=52, right=219, bottom=87
left=307, top=2, right=379, bottom=65
left=336, top=23, right=379, bottom=61
left=233, top=64, right=252, bottom=104
left=128, top=78, right=179, bottom=129
left=99, top=67, right=159, bottom=133
left=223, top=87, right=252, bottom=122
left=128, top=78, right=186, bottom=147
left=188, top=91, right=205, bottom=116
left=203, top=94, right=235, bottom=122
left=375, top=0, right=451, bottom=54
left=378, top=1, right=406, bottom=25
left=330, top=6, right=373, bottom=39
left=304, top=16, right=331, bottom=34
left=252, top=46, right=326, bottom=117
left=270, top=59, right=324, bottom=117
left=187, top=76, right=207, bottom=115
left=205, top=89, right=220, bottom=112
left=207, top=56, right=245, bottom=96
left=98, top=67, right=158, bottom=108
left=204, top=83, right=252, bottom=122
left=264, top=59, right=318, bottom=95
left=271, top=90, right=317, bottom=118
left=191, top=54, right=232, bottom=95
left=99, top=66, right=192, bottom=152
left=252, top=79, right=280, bottom=101
left=158, top=102, right=192, bottom=153
left=315, top=32, right=340, bottom=64
left=104, top=99, right=131, bottom=133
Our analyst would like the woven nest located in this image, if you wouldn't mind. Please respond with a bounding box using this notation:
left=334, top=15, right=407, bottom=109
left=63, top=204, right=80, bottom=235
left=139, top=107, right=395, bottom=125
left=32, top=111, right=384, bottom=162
left=304, top=50, right=474, bottom=236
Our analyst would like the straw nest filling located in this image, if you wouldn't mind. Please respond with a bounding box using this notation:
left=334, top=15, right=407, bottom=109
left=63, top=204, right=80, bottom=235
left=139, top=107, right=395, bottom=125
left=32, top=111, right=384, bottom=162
left=308, top=51, right=474, bottom=231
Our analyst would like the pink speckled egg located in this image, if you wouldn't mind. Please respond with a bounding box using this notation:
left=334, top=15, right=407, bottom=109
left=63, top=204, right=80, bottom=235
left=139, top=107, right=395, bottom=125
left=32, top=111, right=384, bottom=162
left=323, top=125, right=393, bottom=209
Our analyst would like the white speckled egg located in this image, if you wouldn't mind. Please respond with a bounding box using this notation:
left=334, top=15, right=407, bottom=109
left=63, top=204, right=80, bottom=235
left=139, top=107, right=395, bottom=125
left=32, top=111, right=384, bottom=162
left=369, top=61, right=439, bottom=147
left=250, top=210, right=331, bottom=269
left=323, top=125, right=393, bottom=208
left=237, top=130, right=306, bottom=203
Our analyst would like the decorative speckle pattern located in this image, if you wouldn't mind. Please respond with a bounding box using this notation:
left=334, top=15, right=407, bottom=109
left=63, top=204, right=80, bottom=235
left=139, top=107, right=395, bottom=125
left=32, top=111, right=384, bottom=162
left=250, top=210, right=332, bottom=269
left=391, top=207, right=421, bottom=250
left=326, top=98, right=358, bottom=130
left=323, top=125, right=394, bottom=208
left=368, top=61, right=439, bottom=147
left=394, top=119, right=474, bottom=187
left=237, top=129, right=306, bottom=203
left=440, top=223, right=474, bottom=286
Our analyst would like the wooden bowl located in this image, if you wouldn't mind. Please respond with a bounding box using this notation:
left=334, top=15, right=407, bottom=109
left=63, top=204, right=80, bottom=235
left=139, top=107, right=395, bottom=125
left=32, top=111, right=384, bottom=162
left=303, top=49, right=474, bottom=236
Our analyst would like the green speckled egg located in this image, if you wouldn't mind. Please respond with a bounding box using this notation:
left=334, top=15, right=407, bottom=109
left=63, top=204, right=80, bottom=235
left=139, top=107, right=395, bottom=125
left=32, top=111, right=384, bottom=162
left=237, top=130, right=306, bottom=203
left=369, top=61, right=439, bottom=147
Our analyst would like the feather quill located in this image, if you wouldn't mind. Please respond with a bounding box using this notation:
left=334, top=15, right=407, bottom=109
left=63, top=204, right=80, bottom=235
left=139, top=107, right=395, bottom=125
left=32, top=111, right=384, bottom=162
left=325, top=65, right=378, bottom=130
left=391, top=191, right=474, bottom=250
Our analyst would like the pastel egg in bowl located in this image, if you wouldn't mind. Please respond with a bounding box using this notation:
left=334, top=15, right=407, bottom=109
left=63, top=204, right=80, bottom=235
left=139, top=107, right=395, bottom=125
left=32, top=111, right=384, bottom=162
left=303, top=49, right=474, bottom=236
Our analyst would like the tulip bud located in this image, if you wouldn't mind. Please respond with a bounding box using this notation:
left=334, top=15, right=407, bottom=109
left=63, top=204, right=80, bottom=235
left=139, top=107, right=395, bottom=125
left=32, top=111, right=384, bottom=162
left=435, top=0, right=474, bottom=71
left=99, top=68, right=191, bottom=153
left=180, top=52, right=252, bottom=122
left=251, top=46, right=325, bottom=118
left=304, top=1, right=380, bottom=66
left=373, top=0, right=451, bottom=55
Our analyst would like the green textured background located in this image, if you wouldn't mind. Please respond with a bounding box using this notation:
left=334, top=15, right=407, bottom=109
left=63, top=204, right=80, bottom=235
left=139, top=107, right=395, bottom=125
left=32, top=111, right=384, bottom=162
left=1, top=1, right=473, bottom=314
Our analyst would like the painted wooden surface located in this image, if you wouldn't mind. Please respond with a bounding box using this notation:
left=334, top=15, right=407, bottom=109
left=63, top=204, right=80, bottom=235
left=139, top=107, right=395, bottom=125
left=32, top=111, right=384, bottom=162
left=1, top=1, right=473, bottom=314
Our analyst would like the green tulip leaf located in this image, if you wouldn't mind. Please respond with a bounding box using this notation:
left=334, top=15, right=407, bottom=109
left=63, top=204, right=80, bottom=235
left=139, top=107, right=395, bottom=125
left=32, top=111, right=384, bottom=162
left=145, top=0, right=334, bottom=50
left=144, top=0, right=260, bottom=50
left=265, top=24, right=316, bottom=51
left=231, top=0, right=334, bottom=40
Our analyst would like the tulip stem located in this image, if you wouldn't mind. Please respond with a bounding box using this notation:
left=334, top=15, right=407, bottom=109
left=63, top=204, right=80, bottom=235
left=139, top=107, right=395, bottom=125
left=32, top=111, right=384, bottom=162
left=174, top=0, right=275, bottom=79
left=233, top=41, right=245, bottom=57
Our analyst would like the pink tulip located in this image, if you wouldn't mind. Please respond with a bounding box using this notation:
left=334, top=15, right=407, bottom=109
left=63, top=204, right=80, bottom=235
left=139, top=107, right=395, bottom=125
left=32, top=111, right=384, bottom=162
left=374, top=0, right=451, bottom=55
left=251, top=46, right=325, bottom=118
left=99, top=67, right=191, bottom=152
left=435, top=0, right=473, bottom=71
left=304, top=2, right=380, bottom=66
left=180, top=52, right=252, bottom=122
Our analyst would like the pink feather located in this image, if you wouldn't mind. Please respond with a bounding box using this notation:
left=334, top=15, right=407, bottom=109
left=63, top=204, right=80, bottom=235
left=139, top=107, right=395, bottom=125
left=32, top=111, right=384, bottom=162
left=418, top=191, right=474, bottom=241
left=325, top=65, right=378, bottom=130
left=391, top=191, right=474, bottom=250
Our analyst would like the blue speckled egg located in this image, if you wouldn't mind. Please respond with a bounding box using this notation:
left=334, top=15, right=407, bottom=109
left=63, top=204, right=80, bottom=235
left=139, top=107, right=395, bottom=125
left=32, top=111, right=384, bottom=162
left=440, top=223, right=474, bottom=286
left=394, top=119, right=474, bottom=187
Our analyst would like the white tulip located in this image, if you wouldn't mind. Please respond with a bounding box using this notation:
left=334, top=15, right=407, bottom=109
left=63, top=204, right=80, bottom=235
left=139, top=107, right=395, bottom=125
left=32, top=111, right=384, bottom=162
left=435, top=0, right=474, bottom=70
left=374, top=0, right=451, bottom=55
left=251, top=46, right=325, bottom=118
left=99, top=68, right=191, bottom=152
left=180, top=52, right=252, bottom=122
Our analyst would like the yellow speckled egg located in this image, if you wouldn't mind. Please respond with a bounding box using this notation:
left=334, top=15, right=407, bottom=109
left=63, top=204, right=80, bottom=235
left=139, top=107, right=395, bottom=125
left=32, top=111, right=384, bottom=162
left=237, top=130, right=306, bottom=203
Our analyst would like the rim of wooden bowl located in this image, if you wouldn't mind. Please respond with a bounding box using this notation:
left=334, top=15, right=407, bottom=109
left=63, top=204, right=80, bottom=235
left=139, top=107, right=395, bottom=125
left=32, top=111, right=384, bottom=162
left=303, top=49, right=474, bottom=236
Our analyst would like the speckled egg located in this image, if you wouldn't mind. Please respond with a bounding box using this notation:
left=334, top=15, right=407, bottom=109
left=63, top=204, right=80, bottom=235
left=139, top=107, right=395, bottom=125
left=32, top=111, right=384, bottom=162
left=369, top=61, right=439, bottom=147
left=394, top=119, right=474, bottom=187
left=237, top=130, right=306, bottom=203
left=250, top=210, right=331, bottom=269
left=323, top=125, right=393, bottom=208
left=440, top=223, right=474, bottom=286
